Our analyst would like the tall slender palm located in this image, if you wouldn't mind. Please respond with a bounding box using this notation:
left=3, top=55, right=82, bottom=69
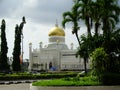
left=78, top=0, right=93, bottom=36
left=62, top=0, right=91, bottom=73
left=90, top=1, right=102, bottom=35
left=76, top=35, right=89, bottom=74
left=98, top=0, right=120, bottom=36
left=62, top=0, right=81, bottom=46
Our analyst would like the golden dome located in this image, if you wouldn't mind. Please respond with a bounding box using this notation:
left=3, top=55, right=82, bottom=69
left=48, top=25, right=65, bottom=36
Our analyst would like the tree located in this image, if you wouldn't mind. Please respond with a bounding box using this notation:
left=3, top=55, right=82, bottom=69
left=91, top=47, right=108, bottom=81
left=78, top=0, right=93, bottom=36
left=12, top=25, right=21, bottom=71
left=76, top=35, right=89, bottom=74
left=62, top=0, right=93, bottom=73
left=90, top=1, right=102, bottom=36
left=12, top=17, right=26, bottom=72
left=102, top=28, right=120, bottom=73
left=76, top=34, right=104, bottom=74
left=98, top=0, right=120, bottom=36
left=0, top=19, right=10, bottom=72
left=62, top=0, right=81, bottom=46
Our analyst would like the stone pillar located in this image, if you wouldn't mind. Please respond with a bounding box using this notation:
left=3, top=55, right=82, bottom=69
left=39, top=41, right=43, bottom=49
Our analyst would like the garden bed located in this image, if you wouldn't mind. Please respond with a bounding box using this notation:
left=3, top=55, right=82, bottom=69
left=32, top=77, right=100, bottom=86
left=30, top=84, right=120, bottom=90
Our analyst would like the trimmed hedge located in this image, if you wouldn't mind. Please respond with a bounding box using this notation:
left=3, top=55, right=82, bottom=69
left=0, top=72, right=78, bottom=80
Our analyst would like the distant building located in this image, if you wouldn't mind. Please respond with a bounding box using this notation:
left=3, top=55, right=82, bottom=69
left=28, top=24, right=90, bottom=71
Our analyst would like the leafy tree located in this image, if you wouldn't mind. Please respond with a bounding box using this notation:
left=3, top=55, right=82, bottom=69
left=12, top=25, right=21, bottom=71
left=76, top=35, right=90, bottom=74
left=12, top=17, right=26, bottom=72
left=102, top=28, right=120, bottom=73
left=90, top=47, right=108, bottom=80
left=0, top=19, right=10, bottom=72
left=76, top=34, right=104, bottom=74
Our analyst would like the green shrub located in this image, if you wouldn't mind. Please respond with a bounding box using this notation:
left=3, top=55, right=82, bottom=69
left=90, top=47, right=108, bottom=80
left=0, top=72, right=77, bottom=80
left=62, top=77, right=71, bottom=81
left=72, top=77, right=80, bottom=81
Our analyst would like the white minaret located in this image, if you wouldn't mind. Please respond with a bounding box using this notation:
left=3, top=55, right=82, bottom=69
left=39, top=41, right=43, bottom=49
left=28, top=42, right=32, bottom=71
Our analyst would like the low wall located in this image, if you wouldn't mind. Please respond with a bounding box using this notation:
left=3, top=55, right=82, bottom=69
left=30, top=84, right=120, bottom=90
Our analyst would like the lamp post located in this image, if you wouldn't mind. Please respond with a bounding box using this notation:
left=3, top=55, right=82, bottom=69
left=21, top=33, right=24, bottom=64
left=20, top=16, right=26, bottom=67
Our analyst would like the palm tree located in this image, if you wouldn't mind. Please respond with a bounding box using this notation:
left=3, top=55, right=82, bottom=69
left=90, top=1, right=102, bottom=36
left=62, top=0, right=81, bottom=46
left=76, top=35, right=89, bottom=74
left=98, top=0, right=120, bottom=36
left=78, top=0, right=93, bottom=36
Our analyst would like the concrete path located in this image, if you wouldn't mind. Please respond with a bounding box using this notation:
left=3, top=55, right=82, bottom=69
left=31, top=85, right=120, bottom=90
left=0, top=83, right=30, bottom=90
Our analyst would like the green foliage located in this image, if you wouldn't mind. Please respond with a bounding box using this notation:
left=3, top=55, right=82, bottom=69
left=90, top=47, right=108, bottom=80
left=0, top=72, right=77, bottom=80
left=0, top=19, right=10, bottom=72
left=62, top=77, right=71, bottom=81
left=12, top=17, right=26, bottom=72
left=12, top=25, right=22, bottom=71
left=72, top=76, right=80, bottom=81
left=32, top=76, right=100, bottom=86
left=76, top=34, right=105, bottom=74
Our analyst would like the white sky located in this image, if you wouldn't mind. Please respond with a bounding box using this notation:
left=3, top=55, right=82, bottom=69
left=0, top=0, right=89, bottom=59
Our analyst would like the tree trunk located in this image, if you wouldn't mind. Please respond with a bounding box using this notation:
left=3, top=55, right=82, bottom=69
left=95, top=22, right=99, bottom=36
left=75, top=32, right=81, bottom=47
left=86, top=16, right=91, bottom=36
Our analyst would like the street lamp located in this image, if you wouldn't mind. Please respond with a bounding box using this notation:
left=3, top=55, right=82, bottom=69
left=21, top=33, right=24, bottom=64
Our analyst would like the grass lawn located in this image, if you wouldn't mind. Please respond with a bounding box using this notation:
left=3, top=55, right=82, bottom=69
left=32, top=76, right=101, bottom=86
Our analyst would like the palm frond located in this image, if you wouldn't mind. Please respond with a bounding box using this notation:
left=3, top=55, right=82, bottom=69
left=62, top=18, right=72, bottom=28
left=63, top=12, right=73, bottom=19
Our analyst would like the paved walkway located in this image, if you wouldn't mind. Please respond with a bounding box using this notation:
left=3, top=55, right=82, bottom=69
left=31, top=85, right=120, bottom=90
left=1, top=83, right=120, bottom=90
left=0, top=83, right=30, bottom=90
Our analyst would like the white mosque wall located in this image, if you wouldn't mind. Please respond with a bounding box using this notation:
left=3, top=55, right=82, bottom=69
left=60, top=50, right=83, bottom=70
left=29, top=48, right=91, bottom=71
left=28, top=25, right=91, bottom=71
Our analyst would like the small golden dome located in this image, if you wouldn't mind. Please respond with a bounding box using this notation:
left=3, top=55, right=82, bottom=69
left=48, top=25, right=65, bottom=36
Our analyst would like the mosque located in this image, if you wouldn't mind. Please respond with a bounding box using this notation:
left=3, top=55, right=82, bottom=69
left=28, top=24, right=90, bottom=71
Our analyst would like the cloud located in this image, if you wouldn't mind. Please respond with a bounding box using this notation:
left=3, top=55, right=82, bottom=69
left=0, top=0, right=88, bottom=59
left=0, top=0, right=73, bottom=24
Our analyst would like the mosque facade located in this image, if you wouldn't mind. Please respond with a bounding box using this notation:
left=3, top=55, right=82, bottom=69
left=28, top=24, right=90, bottom=71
